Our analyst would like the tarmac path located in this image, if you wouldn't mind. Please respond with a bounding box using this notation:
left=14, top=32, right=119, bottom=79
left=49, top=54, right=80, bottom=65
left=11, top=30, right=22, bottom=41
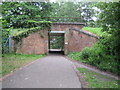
left=2, top=54, right=81, bottom=88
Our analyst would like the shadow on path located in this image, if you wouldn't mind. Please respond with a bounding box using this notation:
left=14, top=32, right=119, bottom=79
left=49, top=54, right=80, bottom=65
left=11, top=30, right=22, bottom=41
left=49, top=51, right=64, bottom=55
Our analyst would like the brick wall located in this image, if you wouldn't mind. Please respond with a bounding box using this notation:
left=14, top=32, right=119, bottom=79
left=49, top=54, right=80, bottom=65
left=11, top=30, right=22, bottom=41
left=11, top=23, right=98, bottom=54
left=11, top=29, right=48, bottom=54
left=68, top=29, right=98, bottom=52
left=52, top=23, right=98, bottom=54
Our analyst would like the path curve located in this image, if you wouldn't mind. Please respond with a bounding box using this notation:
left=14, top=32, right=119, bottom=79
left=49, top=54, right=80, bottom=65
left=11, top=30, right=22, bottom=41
left=2, top=55, right=81, bottom=88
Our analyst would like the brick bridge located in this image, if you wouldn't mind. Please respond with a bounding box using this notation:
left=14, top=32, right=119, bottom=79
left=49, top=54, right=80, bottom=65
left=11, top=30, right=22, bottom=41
left=11, top=22, right=98, bottom=55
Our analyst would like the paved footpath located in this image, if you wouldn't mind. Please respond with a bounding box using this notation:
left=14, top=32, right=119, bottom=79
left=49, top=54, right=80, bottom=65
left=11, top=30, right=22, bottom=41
left=2, top=55, right=81, bottom=88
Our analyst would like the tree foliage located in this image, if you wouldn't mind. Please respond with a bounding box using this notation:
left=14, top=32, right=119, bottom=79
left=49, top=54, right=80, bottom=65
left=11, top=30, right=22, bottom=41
left=50, top=2, right=82, bottom=22
left=80, top=2, right=96, bottom=26
left=97, top=2, right=120, bottom=59
left=50, top=2, right=99, bottom=27
left=2, top=2, right=52, bottom=28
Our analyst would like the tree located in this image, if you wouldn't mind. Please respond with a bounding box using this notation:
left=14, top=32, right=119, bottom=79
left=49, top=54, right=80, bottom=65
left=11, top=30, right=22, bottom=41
left=97, top=2, right=120, bottom=74
left=50, top=2, right=82, bottom=22
left=50, top=2, right=99, bottom=27
left=2, top=2, right=52, bottom=28
left=80, top=2, right=99, bottom=27
left=97, top=2, right=120, bottom=59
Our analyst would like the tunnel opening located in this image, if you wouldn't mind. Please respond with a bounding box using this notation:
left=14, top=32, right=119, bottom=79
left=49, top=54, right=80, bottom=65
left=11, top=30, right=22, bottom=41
left=48, top=31, right=65, bottom=55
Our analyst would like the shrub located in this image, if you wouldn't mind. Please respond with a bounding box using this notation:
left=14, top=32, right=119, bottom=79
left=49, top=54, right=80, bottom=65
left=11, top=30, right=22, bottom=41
left=68, top=38, right=119, bottom=75
left=68, top=52, right=81, bottom=61
left=80, top=47, right=91, bottom=60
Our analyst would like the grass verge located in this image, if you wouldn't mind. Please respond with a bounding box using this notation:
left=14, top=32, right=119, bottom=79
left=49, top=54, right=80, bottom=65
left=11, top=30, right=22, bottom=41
left=2, top=53, right=44, bottom=77
left=82, top=27, right=103, bottom=36
left=77, top=67, right=119, bottom=88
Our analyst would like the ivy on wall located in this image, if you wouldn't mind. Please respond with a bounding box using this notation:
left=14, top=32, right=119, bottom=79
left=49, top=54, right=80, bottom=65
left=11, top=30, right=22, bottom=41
left=8, top=21, right=52, bottom=53
left=11, top=21, right=52, bottom=41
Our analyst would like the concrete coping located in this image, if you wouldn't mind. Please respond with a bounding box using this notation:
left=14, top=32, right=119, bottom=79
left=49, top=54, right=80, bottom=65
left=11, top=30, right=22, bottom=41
left=69, top=28, right=99, bottom=39
left=49, top=31, right=65, bottom=36
left=50, top=31, right=65, bottom=33
left=52, top=22, right=85, bottom=25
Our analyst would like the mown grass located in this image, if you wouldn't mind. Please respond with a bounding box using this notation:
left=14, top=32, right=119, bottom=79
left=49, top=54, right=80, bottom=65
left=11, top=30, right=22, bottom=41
left=82, top=27, right=104, bottom=36
left=2, top=53, right=44, bottom=77
left=77, top=68, right=119, bottom=88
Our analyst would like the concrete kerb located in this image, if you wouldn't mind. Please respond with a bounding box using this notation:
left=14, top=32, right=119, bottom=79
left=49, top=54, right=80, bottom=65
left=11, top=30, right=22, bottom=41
left=64, top=56, right=119, bottom=80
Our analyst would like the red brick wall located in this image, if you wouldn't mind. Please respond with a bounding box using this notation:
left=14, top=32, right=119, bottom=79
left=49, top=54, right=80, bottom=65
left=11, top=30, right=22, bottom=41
left=12, top=29, right=48, bottom=54
left=68, top=29, right=97, bottom=52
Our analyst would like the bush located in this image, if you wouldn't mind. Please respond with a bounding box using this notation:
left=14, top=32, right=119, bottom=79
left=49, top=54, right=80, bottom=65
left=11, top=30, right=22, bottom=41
left=80, top=47, right=91, bottom=60
left=68, top=52, right=81, bottom=61
left=68, top=38, right=119, bottom=75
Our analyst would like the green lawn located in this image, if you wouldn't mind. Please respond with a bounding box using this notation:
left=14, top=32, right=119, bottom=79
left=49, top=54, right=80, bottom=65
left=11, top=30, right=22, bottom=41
left=82, top=27, right=103, bottom=36
left=77, top=68, right=119, bottom=88
left=2, top=53, right=44, bottom=77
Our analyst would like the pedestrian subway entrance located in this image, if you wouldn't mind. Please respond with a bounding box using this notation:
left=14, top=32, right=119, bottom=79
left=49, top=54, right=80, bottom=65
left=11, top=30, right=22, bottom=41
left=49, top=31, right=64, bottom=54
